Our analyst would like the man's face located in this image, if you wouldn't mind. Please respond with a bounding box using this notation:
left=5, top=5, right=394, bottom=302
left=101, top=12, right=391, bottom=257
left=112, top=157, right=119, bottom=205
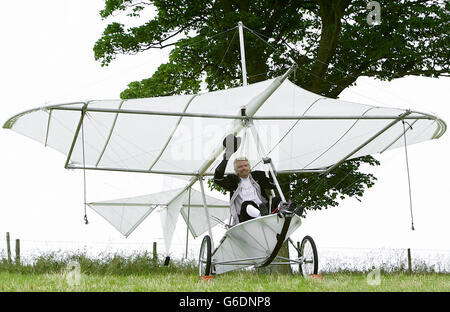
left=236, top=160, right=250, bottom=178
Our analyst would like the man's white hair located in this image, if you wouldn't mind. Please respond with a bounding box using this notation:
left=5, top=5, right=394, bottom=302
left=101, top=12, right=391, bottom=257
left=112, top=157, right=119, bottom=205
left=234, top=156, right=250, bottom=173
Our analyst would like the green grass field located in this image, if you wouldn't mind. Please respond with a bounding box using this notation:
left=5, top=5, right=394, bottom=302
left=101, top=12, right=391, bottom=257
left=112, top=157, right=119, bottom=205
left=1, top=271, right=449, bottom=292
left=1, top=251, right=448, bottom=292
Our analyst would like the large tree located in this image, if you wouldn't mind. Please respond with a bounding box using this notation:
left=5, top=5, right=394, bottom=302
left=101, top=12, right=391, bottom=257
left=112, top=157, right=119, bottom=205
left=95, top=0, right=449, bottom=95
left=93, top=0, right=449, bottom=272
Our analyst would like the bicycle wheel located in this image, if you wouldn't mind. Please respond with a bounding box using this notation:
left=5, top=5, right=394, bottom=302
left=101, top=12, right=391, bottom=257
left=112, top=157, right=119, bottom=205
left=198, top=235, right=212, bottom=276
left=299, top=235, right=318, bottom=277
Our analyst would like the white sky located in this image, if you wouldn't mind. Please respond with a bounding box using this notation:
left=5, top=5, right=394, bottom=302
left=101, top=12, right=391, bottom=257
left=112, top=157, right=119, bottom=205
left=0, top=1, right=448, bottom=263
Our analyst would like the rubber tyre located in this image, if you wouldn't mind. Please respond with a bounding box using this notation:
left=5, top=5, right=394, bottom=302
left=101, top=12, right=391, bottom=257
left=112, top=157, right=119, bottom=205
left=198, top=235, right=212, bottom=276
left=299, top=235, right=318, bottom=277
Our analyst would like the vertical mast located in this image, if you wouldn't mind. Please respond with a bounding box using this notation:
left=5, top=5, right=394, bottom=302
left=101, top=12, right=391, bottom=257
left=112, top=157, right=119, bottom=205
left=238, top=21, right=248, bottom=86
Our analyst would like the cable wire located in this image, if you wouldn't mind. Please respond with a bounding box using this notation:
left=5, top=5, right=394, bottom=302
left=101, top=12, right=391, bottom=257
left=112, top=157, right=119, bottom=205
left=402, top=120, right=415, bottom=231
left=81, top=113, right=89, bottom=225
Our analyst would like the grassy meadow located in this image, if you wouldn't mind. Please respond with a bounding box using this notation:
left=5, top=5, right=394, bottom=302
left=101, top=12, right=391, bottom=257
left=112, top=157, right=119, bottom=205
left=0, top=251, right=449, bottom=292
left=1, top=271, right=450, bottom=292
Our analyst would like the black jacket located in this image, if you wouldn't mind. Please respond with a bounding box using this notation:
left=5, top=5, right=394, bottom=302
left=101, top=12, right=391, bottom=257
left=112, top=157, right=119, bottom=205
left=213, top=158, right=275, bottom=201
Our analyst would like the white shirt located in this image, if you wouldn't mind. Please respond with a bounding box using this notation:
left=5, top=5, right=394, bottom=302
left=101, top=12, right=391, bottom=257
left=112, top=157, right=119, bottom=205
left=239, top=176, right=262, bottom=206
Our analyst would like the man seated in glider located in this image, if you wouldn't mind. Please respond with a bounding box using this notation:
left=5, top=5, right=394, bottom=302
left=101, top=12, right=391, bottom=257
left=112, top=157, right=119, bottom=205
left=214, top=134, right=295, bottom=225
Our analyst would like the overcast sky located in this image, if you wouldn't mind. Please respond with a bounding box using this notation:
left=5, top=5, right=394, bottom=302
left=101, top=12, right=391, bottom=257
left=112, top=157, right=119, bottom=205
left=0, top=1, right=449, bottom=263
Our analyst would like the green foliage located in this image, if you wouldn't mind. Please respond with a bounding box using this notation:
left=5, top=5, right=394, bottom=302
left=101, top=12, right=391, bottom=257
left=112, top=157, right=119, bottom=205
left=1, top=269, right=449, bottom=292
left=94, top=0, right=449, bottom=94
left=283, top=156, right=380, bottom=214
left=1, top=250, right=448, bottom=291
left=120, top=62, right=202, bottom=98
left=207, top=177, right=228, bottom=196
left=0, top=250, right=197, bottom=276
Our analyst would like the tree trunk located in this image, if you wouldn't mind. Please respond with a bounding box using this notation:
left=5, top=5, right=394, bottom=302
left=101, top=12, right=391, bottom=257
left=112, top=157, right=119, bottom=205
left=256, top=241, right=292, bottom=274
left=308, top=0, right=351, bottom=95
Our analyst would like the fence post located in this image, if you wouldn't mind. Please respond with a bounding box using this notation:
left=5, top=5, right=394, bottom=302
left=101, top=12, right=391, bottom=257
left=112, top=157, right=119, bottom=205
left=6, top=232, right=11, bottom=264
left=153, top=242, right=158, bottom=266
left=407, top=248, right=412, bottom=274
left=164, top=256, right=170, bottom=266
left=15, top=239, right=20, bottom=265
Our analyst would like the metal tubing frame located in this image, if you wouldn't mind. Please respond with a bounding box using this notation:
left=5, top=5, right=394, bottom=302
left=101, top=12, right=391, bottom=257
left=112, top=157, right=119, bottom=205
left=212, top=256, right=268, bottom=265
left=185, top=187, right=191, bottom=259
left=64, top=103, right=88, bottom=168
left=67, top=164, right=326, bottom=176
left=48, top=106, right=433, bottom=121
left=199, top=177, right=215, bottom=252
left=238, top=21, right=248, bottom=86
left=88, top=202, right=157, bottom=207
left=124, top=207, right=156, bottom=238
left=95, top=100, right=125, bottom=167
left=148, top=94, right=198, bottom=171
left=44, top=109, right=52, bottom=147
left=380, top=119, right=418, bottom=153
left=66, top=165, right=198, bottom=175
left=248, top=122, right=286, bottom=202
left=325, top=110, right=412, bottom=174
left=212, top=255, right=304, bottom=267
left=87, top=202, right=226, bottom=209
left=182, top=204, right=228, bottom=208
left=275, top=255, right=304, bottom=264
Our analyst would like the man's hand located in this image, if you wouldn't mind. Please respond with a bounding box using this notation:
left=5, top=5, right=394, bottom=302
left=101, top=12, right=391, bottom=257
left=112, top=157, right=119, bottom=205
left=222, top=134, right=241, bottom=160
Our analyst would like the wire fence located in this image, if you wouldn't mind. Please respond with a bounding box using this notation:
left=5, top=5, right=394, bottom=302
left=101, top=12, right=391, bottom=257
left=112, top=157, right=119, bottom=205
left=315, top=247, right=450, bottom=274
left=1, top=235, right=449, bottom=273
left=0, top=238, right=161, bottom=264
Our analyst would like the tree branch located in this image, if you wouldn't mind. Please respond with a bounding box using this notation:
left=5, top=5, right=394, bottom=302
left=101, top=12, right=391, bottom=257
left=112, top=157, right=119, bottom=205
left=308, top=0, right=352, bottom=94
left=363, top=69, right=450, bottom=78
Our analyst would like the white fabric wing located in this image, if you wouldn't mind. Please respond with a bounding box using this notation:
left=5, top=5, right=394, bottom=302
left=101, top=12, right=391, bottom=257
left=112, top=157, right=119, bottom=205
left=89, top=203, right=156, bottom=238
left=179, top=188, right=231, bottom=238
left=4, top=77, right=445, bottom=178
left=87, top=188, right=229, bottom=245
left=160, top=191, right=187, bottom=254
